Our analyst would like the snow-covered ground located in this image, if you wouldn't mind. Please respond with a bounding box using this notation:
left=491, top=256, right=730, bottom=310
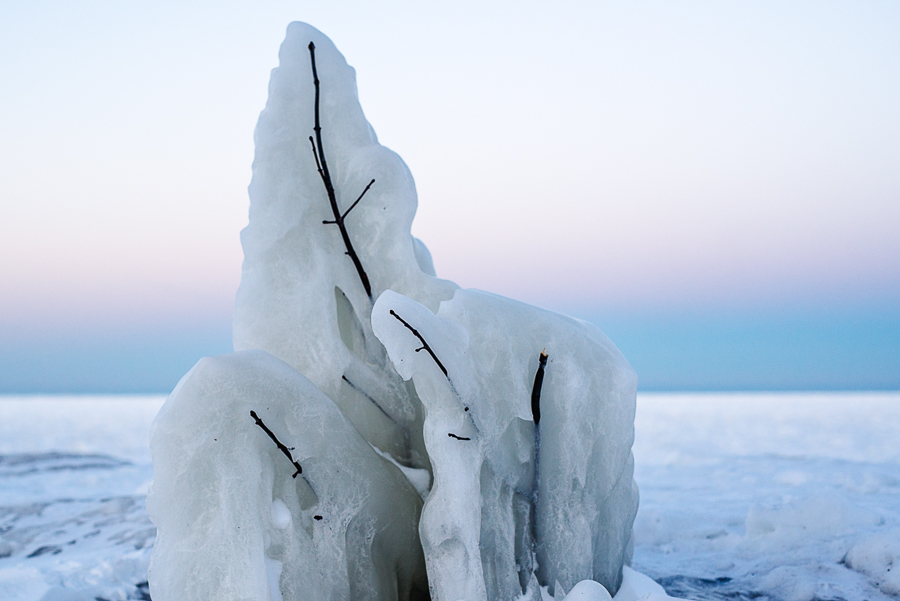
left=1, top=392, right=897, bottom=601
left=633, top=393, right=900, bottom=600
left=0, top=397, right=160, bottom=601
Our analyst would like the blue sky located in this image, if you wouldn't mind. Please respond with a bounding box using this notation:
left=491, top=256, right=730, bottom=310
left=1, top=1, right=898, bottom=392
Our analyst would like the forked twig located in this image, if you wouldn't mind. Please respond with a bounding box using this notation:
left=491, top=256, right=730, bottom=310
left=307, top=41, right=374, bottom=299
left=250, top=410, right=303, bottom=478
left=389, top=309, right=448, bottom=377
left=340, top=179, right=375, bottom=220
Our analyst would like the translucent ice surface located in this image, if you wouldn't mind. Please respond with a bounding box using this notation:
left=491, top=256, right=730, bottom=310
left=147, top=351, right=427, bottom=601
left=372, top=289, right=638, bottom=599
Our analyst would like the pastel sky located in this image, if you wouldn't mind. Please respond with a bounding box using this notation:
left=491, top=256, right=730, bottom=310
left=1, top=1, right=898, bottom=392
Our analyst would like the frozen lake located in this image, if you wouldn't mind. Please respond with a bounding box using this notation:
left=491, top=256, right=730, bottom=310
left=1, top=392, right=898, bottom=600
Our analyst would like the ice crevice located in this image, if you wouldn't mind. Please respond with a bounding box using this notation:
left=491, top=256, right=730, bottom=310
left=147, top=21, right=677, bottom=601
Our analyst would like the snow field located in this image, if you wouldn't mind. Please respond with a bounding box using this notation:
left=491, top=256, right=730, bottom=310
left=1, top=393, right=897, bottom=600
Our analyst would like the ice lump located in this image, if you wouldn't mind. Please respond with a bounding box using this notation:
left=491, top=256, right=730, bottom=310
left=147, top=21, right=639, bottom=601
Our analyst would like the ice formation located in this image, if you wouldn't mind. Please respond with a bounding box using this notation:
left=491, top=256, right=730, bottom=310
left=147, top=22, right=639, bottom=601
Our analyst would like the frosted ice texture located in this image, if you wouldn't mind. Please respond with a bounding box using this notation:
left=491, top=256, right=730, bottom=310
left=147, top=351, right=427, bottom=601
left=372, top=290, right=638, bottom=600
left=148, top=21, right=639, bottom=601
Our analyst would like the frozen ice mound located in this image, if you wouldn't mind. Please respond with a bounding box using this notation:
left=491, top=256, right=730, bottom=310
left=372, top=290, right=638, bottom=600
left=147, top=351, right=427, bottom=601
left=147, top=21, right=641, bottom=601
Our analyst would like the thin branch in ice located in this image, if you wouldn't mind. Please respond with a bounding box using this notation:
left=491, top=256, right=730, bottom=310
left=342, top=179, right=375, bottom=220
left=531, top=349, right=548, bottom=426
left=389, top=309, right=449, bottom=377
left=448, top=433, right=471, bottom=441
left=323, top=179, right=375, bottom=224
left=309, top=136, right=323, bottom=178
left=250, top=410, right=303, bottom=478
left=529, top=349, right=548, bottom=560
left=308, top=41, right=373, bottom=299
left=341, top=374, right=396, bottom=423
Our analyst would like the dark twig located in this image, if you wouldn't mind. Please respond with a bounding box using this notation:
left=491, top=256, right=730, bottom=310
left=531, top=349, right=548, bottom=426
left=309, top=137, right=323, bottom=177
left=250, top=410, right=303, bottom=478
left=308, top=41, right=373, bottom=299
left=529, top=349, right=549, bottom=564
left=389, top=310, right=448, bottom=377
left=342, top=179, right=375, bottom=220
left=341, top=374, right=395, bottom=423
left=448, top=433, right=470, bottom=441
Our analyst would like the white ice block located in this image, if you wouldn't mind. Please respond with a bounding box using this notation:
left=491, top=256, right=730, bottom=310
left=372, top=289, right=639, bottom=598
left=146, top=350, right=427, bottom=601
left=149, top=21, right=642, bottom=601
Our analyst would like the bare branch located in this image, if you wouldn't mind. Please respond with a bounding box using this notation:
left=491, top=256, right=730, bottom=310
left=308, top=41, right=373, bottom=299
left=531, top=349, right=548, bottom=426
left=308, top=136, right=323, bottom=177
left=250, top=410, right=303, bottom=478
left=389, top=309, right=449, bottom=377
left=448, top=433, right=470, bottom=441
left=342, top=179, right=375, bottom=220
left=529, top=349, right=549, bottom=556
left=341, top=374, right=396, bottom=423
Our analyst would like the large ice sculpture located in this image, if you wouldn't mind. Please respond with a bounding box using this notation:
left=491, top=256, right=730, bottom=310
left=147, top=22, right=639, bottom=601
